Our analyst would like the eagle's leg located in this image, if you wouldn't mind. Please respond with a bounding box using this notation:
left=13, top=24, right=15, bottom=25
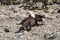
left=25, top=22, right=32, bottom=32
left=33, top=21, right=38, bottom=30
left=15, top=27, right=25, bottom=33
left=25, top=26, right=31, bottom=32
left=28, top=26, right=32, bottom=32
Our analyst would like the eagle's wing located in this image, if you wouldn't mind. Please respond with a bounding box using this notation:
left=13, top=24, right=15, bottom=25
left=20, top=17, right=31, bottom=24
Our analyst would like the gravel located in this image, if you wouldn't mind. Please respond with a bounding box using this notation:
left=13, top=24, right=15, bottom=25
left=0, top=4, right=60, bottom=40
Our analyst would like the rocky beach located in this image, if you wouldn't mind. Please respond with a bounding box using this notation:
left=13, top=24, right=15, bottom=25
left=0, top=0, right=60, bottom=40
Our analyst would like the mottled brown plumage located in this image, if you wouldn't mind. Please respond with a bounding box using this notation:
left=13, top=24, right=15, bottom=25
left=35, top=14, right=43, bottom=22
left=20, top=15, right=36, bottom=27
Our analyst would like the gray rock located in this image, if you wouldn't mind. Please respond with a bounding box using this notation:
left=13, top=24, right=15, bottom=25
left=7, top=6, right=21, bottom=13
left=47, top=0, right=54, bottom=5
left=47, top=0, right=60, bottom=5
left=35, top=2, right=44, bottom=9
left=57, top=9, right=60, bottom=13
left=56, top=0, right=60, bottom=4
left=44, top=32, right=57, bottom=40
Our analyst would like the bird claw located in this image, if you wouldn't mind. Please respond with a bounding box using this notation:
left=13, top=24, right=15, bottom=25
left=34, top=26, right=37, bottom=30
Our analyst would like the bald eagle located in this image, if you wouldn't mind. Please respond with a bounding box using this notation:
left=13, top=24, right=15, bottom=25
left=15, top=11, right=44, bottom=33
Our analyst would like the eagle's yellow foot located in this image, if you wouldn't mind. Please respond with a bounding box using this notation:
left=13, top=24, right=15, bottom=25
left=34, top=26, right=38, bottom=30
left=29, top=29, right=32, bottom=32
left=15, top=25, right=19, bottom=28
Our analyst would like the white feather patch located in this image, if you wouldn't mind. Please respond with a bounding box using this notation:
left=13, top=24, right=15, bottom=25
left=28, top=11, right=35, bottom=18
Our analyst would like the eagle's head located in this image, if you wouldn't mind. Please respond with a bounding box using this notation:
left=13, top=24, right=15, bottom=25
left=27, top=11, right=35, bottom=18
